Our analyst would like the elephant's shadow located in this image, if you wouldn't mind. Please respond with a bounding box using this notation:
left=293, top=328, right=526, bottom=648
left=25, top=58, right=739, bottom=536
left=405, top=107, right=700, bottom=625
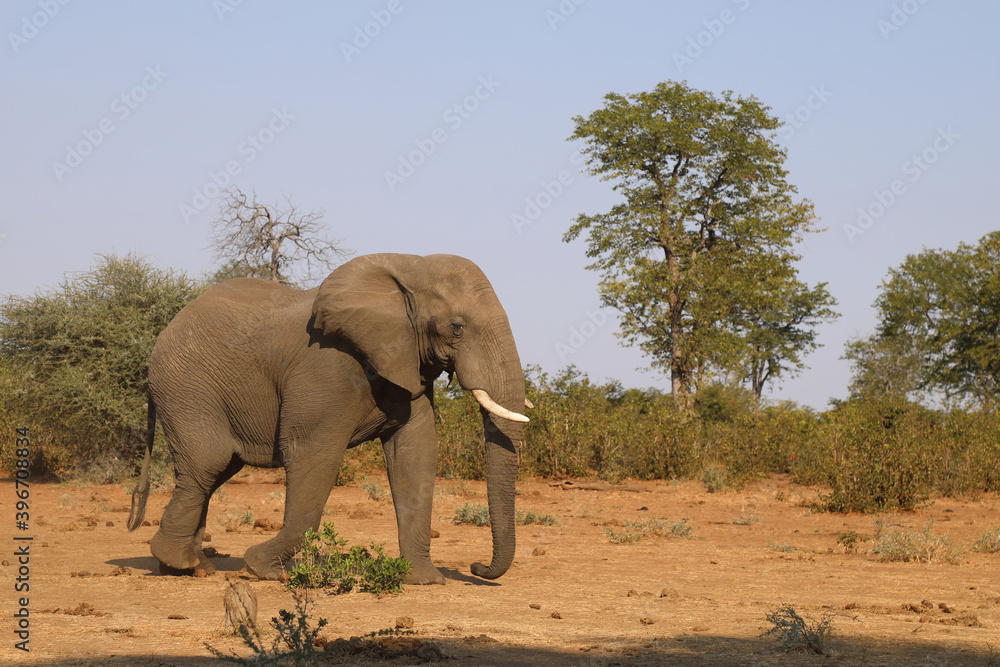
left=106, top=555, right=245, bottom=575
left=439, top=568, right=500, bottom=587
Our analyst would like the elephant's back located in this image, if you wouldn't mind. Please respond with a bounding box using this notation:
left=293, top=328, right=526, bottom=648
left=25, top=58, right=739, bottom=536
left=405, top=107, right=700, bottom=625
left=149, top=279, right=315, bottom=442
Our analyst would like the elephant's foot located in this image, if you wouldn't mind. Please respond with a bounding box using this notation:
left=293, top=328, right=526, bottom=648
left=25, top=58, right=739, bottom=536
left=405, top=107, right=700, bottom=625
left=151, top=530, right=201, bottom=571
left=404, top=563, right=445, bottom=585
left=197, top=550, right=217, bottom=575
left=243, top=543, right=286, bottom=581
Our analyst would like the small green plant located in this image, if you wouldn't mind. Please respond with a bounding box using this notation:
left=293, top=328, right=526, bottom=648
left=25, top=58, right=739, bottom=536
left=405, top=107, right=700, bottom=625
left=605, top=518, right=692, bottom=543
left=972, top=526, right=1000, bottom=554
left=218, top=508, right=255, bottom=532
left=774, top=490, right=786, bottom=502
left=767, top=543, right=796, bottom=553
left=264, top=491, right=284, bottom=504
left=701, top=464, right=728, bottom=493
left=59, top=493, right=78, bottom=507
left=760, top=604, right=833, bottom=654
left=836, top=530, right=869, bottom=554
left=207, top=591, right=327, bottom=666
left=361, top=477, right=389, bottom=502
left=871, top=519, right=964, bottom=564
left=286, top=523, right=410, bottom=594
left=451, top=503, right=492, bottom=526
left=516, top=510, right=558, bottom=526
left=732, top=513, right=761, bottom=525
left=449, top=503, right=559, bottom=527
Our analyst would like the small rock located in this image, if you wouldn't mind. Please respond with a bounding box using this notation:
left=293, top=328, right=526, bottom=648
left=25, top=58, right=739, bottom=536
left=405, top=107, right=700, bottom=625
left=627, top=589, right=639, bottom=597
left=939, top=603, right=953, bottom=614
left=193, top=567, right=209, bottom=578
left=529, top=603, right=541, bottom=610
left=430, top=529, right=440, bottom=538
left=152, top=519, right=160, bottom=526
left=638, top=506, right=649, bottom=511
left=203, top=533, right=212, bottom=542
left=551, top=611, right=562, bottom=619
left=640, top=617, right=655, bottom=625
left=532, top=547, right=546, bottom=556
left=1, top=560, right=9, bottom=566
left=660, top=588, right=679, bottom=599
left=141, top=520, right=151, bottom=527
left=203, top=546, right=219, bottom=558
left=105, top=521, right=114, bottom=527
left=396, top=616, right=414, bottom=629
left=416, top=642, right=444, bottom=661
left=167, top=614, right=187, bottom=620
left=110, top=567, right=132, bottom=576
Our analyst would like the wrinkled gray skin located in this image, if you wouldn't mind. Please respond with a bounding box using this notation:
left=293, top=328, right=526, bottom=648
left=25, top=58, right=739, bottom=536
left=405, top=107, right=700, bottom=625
left=128, top=254, right=527, bottom=584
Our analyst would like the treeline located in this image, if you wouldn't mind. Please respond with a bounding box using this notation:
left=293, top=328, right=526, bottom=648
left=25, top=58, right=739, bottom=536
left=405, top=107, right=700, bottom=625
left=2, top=253, right=999, bottom=515
left=421, top=366, right=1000, bottom=513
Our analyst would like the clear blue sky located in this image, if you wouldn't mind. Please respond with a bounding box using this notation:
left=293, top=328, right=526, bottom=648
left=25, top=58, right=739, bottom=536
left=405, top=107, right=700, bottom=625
left=2, top=1, right=998, bottom=409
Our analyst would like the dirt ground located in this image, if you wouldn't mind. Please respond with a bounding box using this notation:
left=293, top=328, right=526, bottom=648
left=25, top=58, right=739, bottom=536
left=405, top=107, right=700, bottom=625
left=2, top=471, right=998, bottom=666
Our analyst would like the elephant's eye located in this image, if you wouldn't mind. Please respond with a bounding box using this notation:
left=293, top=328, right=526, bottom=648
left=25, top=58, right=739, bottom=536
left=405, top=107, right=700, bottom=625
left=451, top=322, right=465, bottom=337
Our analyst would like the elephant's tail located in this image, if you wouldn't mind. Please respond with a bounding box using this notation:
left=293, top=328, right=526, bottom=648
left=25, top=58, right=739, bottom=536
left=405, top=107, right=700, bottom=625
left=127, top=392, right=156, bottom=532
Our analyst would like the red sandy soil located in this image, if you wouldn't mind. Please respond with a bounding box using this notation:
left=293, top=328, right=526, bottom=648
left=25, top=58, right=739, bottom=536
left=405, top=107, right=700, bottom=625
left=1, top=472, right=998, bottom=665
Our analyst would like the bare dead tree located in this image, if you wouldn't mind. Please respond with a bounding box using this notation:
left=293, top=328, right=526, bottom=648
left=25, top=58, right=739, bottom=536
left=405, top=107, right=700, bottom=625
left=210, top=188, right=351, bottom=287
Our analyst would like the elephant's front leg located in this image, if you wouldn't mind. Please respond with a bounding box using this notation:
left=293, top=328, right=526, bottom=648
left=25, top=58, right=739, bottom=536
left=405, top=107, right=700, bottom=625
left=382, top=396, right=444, bottom=585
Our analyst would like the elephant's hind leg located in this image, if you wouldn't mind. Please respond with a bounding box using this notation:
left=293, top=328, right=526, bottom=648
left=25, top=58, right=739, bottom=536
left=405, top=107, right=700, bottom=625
left=151, top=443, right=240, bottom=573
left=192, top=455, right=245, bottom=575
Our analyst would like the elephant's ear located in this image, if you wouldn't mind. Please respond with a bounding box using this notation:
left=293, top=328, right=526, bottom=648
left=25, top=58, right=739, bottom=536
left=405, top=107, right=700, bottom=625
left=312, top=254, right=422, bottom=396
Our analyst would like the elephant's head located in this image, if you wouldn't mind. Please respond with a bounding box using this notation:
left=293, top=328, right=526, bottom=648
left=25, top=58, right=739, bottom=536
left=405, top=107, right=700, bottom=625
left=311, top=253, right=527, bottom=579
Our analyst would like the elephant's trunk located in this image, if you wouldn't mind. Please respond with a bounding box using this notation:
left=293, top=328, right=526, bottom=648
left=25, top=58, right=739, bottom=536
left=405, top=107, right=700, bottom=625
left=470, top=416, right=519, bottom=580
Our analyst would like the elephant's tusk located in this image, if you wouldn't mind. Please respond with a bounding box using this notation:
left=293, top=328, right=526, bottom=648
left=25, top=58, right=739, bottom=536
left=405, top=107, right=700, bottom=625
left=524, top=398, right=534, bottom=409
left=472, top=389, right=530, bottom=423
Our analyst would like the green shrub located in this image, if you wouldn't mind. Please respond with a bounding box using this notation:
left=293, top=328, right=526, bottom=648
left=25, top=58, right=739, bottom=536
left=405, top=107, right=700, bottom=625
left=451, top=503, right=491, bottom=526
left=871, top=519, right=964, bottom=564
left=971, top=527, right=1000, bottom=554
left=605, top=518, right=692, bottom=543
left=0, top=254, right=203, bottom=479
left=836, top=530, right=869, bottom=554
left=760, top=604, right=833, bottom=654
left=813, top=398, right=936, bottom=513
left=701, top=464, right=728, bottom=493
left=361, top=477, right=389, bottom=502
left=450, top=503, right=558, bottom=527
left=286, top=523, right=410, bottom=594
left=207, top=591, right=327, bottom=666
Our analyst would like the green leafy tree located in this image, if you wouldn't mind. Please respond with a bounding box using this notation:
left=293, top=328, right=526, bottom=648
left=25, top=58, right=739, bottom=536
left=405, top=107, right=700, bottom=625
left=0, top=254, right=202, bottom=476
left=851, top=231, right=1000, bottom=408
left=564, top=81, right=836, bottom=406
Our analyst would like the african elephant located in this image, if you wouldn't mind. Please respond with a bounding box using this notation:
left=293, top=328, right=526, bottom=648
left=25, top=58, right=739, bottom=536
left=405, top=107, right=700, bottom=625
left=127, top=253, right=529, bottom=584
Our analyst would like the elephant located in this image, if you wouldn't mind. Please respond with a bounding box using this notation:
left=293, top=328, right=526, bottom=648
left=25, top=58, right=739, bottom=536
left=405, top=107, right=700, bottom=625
left=127, top=253, right=529, bottom=584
